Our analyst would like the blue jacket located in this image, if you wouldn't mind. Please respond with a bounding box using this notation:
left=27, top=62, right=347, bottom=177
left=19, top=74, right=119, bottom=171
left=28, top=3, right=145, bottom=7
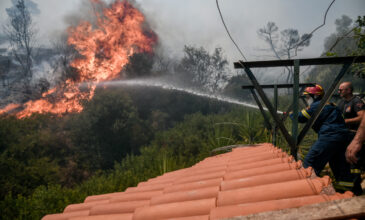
left=294, top=99, right=347, bottom=135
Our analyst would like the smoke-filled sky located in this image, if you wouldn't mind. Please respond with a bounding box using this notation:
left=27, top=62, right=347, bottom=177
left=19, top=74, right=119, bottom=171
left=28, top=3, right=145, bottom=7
left=0, top=0, right=364, bottom=63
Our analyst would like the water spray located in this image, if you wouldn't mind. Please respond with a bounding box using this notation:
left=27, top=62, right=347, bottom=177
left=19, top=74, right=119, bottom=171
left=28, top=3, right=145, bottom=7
left=80, top=79, right=284, bottom=114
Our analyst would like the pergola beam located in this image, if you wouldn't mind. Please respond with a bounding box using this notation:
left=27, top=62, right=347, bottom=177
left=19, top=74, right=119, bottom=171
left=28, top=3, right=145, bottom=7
left=235, top=56, right=364, bottom=159
left=234, top=55, right=365, bottom=68
left=241, top=83, right=315, bottom=89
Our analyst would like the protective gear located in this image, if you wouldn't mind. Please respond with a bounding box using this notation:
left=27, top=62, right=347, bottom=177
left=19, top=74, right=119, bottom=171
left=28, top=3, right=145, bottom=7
left=303, top=84, right=324, bottom=96
left=337, top=96, right=365, bottom=130
left=292, top=99, right=362, bottom=195
left=305, top=96, right=314, bottom=105
left=298, top=101, right=345, bottom=134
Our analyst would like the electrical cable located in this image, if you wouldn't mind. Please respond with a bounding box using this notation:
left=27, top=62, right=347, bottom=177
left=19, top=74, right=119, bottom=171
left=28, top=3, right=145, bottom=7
left=216, top=0, right=336, bottom=62
left=294, top=0, right=336, bottom=56
left=326, top=25, right=360, bottom=54
left=216, top=0, right=247, bottom=61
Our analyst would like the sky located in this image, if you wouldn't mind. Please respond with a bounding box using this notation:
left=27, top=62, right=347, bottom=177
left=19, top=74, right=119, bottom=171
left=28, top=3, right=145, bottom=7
left=0, top=0, right=364, bottom=64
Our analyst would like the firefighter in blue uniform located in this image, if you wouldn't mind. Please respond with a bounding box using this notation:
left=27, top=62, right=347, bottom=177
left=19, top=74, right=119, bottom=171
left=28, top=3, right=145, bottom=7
left=292, top=84, right=362, bottom=195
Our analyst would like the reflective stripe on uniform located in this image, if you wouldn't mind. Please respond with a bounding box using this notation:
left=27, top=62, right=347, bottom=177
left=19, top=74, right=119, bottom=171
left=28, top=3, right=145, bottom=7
left=351, top=169, right=362, bottom=174
left=336, top=181, right=354, bottom=187
left=301, top=109, right=311, bottom=119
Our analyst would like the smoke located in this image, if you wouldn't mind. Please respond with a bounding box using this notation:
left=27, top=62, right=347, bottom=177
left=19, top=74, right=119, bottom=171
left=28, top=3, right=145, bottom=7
left=63, top=0, right=144, bottom=29
left=23, top=0, right=40, bottom=15
left=4, top=0, right=357, bottom=117
left=62, top=0, right=100, bottom=28
left=0, top=34, right=7, bottom=45
left=32, top=58, right=60, bottom=88
left=6, top=0, right=40, bottom=16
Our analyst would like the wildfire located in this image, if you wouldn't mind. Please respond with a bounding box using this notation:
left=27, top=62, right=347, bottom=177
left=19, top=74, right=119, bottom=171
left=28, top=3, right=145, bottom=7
left=0, top=0, right=157, bottom=118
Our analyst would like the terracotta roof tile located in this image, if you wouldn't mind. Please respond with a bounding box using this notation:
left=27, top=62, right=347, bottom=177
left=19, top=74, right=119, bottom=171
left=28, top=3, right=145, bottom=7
left=224, top=161, right=302, bottom=180
left=89, top=200, right=149, bottom=215
left=63, top=200, right=109, bottom=213
left=69, top=213, right=133, bottom=220
left=42, top=143, right=354, bottom=220
left=108, top=190, right=163, bottom=203
left=226, top=156, right=293, bottom=172
left=164, top=215, right=210, bottom=220
left=210, top=192, right=354, bottom=219
left=163, top=178, right=223, bottom=193
left=220, top=167, right=312, bottom=191
left=133, top=198, right=216, bottom=219
left=150, top=186, right=219, bottom=205
left=174, top=171, right=226, bottom=184
left=84, top=192, right=123, bottom=203
left=43, top=210, right=90, bottom=220
left=217, top=176, right=332, bottom=206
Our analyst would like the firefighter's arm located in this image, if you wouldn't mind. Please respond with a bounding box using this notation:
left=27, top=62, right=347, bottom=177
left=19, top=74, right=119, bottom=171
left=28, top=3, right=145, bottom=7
left=288, top=107, right=311, bottom=123
left=344, top=110, right=364, bottom=125
left=346, top=114, right=365, bottom=164
left=297, top=107, right=312, bottom=123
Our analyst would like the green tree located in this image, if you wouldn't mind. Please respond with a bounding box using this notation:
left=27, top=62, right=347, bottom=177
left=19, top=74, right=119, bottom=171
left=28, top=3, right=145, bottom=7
left=222, top=74, right=252, bottom=101
left=351, top=16, right=365, bottom=78
left=258, top=22, right=311, bottom=83
left=124, top=53, right=155, bottom=78
left=69, top=88, right=151, bottom=171
left=177, top=46, right=229, bottom=94
left=0, top=115, right=62, bottom=199
left=306, top=15, right=365, bottom=90
left=4, top=0, right=39, bottom=93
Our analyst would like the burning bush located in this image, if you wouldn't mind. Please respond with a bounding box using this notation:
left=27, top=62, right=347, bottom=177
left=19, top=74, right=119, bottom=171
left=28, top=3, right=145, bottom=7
left=1, top=0, right=157, bottom=118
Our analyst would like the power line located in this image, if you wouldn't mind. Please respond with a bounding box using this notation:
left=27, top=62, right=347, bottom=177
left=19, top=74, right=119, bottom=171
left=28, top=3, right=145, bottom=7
left=216, top=0, right=247, bottom=61
left=326, top=25, right=359, bottom=54
left=294, top=0, right=336, bottom=56
left=216, top=0, right=336, bottom=61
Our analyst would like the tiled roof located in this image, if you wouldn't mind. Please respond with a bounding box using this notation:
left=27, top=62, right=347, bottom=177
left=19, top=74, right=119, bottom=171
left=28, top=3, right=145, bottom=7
left=42, top=143, right=353, bottom=220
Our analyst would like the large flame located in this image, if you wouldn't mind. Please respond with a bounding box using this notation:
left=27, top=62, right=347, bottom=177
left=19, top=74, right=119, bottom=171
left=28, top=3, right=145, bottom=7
left=0, top=0, right=157, bottom=118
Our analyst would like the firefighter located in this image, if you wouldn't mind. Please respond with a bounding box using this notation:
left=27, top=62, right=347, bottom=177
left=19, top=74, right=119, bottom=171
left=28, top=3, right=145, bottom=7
left=337, top=82, right=365, bottom=194
left=337, top=81, right=365, bottom=131
left=291, top=84, right=362, bottom=195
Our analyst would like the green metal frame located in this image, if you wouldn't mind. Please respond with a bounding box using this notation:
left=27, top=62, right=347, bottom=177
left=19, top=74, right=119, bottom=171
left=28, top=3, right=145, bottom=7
left=235, top=55, right=365, bottom=160
left=242, top=83, right=313, bottom=147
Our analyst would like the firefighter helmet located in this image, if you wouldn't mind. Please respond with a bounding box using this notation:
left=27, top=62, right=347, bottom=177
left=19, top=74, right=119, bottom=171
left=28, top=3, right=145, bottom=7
left=303, top=84, right=324, bottom=96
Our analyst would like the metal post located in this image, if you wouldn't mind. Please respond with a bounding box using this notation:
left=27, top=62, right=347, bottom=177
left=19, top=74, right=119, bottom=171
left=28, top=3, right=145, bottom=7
left=297, top=63, right=352, bottom=145
left=273, top=85, right=278, bottom=146
left=239, top=62, right=296, bottom=149
left=292, top=60, right=300, bottom=159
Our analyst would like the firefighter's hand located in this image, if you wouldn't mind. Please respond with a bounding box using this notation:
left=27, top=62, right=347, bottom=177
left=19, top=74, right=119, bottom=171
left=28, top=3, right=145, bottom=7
left=346, top=139, right=362, bottom=164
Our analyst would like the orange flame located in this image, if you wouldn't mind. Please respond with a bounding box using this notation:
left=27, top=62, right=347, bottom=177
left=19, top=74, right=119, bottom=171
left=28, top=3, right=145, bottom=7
left=0, top=0, right=157, bottom=118
left=0, top=103, right=21, bottom=115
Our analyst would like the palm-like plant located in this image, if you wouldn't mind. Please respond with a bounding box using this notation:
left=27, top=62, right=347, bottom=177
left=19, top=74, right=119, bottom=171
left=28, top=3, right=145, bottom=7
left=210, top=111, right=271, bottom=149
